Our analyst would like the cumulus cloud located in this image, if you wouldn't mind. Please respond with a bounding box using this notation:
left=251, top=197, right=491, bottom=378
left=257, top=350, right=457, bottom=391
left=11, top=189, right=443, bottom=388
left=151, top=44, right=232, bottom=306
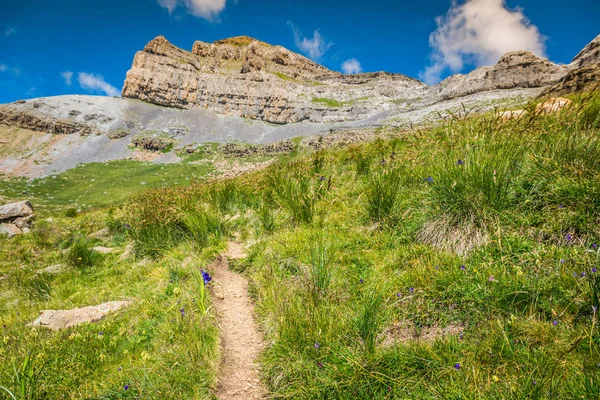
left=61, top=71, right=73, bottom=86
left=157, top=0, right=227, bottom=21
left=342, top=59, right=362, bottom=74
left=288, top=22, right=333, bottom=61
left=5, top=28, right=15, bottom=36
left=420, top=0, right=546, bottom=84
left=78, top=73, right=120, bottom=97
left=0, top=64, right=7, bottom=72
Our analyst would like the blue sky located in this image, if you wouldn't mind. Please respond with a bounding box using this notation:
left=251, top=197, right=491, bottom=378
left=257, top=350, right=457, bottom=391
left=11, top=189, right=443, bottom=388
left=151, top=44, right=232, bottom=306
left=0, top=0, right=598, bottom=103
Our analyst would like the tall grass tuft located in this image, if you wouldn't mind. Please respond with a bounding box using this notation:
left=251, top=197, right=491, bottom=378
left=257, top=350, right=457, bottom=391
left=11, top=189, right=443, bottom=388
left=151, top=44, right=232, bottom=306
left=364, top=165, right=403, bottom=224
left=355, top=292, right=385, bottom=353
left=65, top=236, right=102, bottom=270
left=307, top=243, right=331, bottom=305
left=268, top=162, right=329, bottom=224
left=429, top=119, right=529, bottom=224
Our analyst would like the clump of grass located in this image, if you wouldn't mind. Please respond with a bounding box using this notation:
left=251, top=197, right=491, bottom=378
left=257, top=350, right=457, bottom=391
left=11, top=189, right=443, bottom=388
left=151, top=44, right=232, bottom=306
left=65, top=235, right=102, bottom=270
left=268, top=162, right=329, bottom=224
left=428, top=119, right=529, bottom=225
left=64, top=208, right=78, bottom=218
left=307, top=242, right=331, bottom=305
left=355, top=293, right=386, bottom=353
left=364, top=165, right=403, bottom=224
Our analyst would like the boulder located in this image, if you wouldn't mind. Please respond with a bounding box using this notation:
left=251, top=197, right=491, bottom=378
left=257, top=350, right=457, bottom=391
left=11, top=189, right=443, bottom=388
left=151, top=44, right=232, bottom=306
left=29, top=301, right=132, bottom=330
left=535, top=97, right=573, bottom=115
left=0, top=200, right=35, bottom=237
left=497, top=109, right=528, bottom=121
left=0, top=200, right=34, bottom=220
left=0, top=223, right=22, bottom=238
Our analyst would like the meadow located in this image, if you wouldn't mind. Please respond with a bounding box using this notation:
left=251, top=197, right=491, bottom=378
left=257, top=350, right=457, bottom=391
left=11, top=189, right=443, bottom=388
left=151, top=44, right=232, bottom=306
left=1, top=92, right=599, bottom=399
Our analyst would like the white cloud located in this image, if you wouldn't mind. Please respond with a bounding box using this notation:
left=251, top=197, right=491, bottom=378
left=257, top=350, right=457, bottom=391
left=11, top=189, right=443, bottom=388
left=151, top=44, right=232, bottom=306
left=157, top=0, right=227, bottom=21
left=61, top=71, right=73, bottom=86
left=0, top=64, right=7, bottom=72
left=288, top=22, right=333, bottom=61
left=77, top=73, right=120, bottom=97
left=5, top=28, right=15, bottom=36
left=342, top=59, right=362, bottom=74
left=420, top=0, right=546, bottom=84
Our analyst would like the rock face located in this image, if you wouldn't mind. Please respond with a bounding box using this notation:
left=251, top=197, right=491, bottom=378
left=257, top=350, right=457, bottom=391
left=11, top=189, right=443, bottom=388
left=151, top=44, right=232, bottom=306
left=0, top=105, right=95, bottom=135
left=121, top=35, right=600, bottom=125
left=29, top=301, right=132, bottom=330
left=433, top=51, right=568, bottom=100
left=122, top=36, right=428, bottom=124
left=0, top=200, right=35, bottom=237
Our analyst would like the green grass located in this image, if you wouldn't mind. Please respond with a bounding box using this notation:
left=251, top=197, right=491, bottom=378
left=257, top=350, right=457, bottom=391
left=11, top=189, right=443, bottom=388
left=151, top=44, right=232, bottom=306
left=2, top=91, right=600, bottom=399
left=0, top=159, right=214, bottom=209
left=311, top=97, right=355, bottom=108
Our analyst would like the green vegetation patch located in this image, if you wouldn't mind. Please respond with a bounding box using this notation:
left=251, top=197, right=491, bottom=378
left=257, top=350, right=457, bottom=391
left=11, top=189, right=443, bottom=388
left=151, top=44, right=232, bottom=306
left=0, top=159, right=214, bottom=209
left=312, top=97, right=355, bottom=108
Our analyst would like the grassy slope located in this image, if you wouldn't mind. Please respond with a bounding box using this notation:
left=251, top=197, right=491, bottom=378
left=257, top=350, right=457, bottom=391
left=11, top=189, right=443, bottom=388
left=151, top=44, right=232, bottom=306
left=1, top=92, right=600, bottom=399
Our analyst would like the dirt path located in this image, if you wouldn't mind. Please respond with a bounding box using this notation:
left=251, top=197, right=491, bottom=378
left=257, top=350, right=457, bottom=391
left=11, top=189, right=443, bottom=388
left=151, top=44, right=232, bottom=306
left=210, top=242, right=266, bottom=399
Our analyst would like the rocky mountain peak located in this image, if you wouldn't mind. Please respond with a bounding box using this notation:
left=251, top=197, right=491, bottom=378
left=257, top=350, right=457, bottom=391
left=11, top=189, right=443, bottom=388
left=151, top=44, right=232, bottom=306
left=571, top=34, right=600, bottom=67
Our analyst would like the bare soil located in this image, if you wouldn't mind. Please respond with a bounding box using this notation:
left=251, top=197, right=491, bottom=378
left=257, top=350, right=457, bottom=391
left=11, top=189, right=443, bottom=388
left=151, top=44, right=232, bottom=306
left=210, top=242, right=266, bottom=399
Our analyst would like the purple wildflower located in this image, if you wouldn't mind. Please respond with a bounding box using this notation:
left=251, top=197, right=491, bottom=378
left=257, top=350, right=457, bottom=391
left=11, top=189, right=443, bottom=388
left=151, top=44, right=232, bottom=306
left=457, top=160, right=465, bottom=165
left=560, top=259, right=565, bottom=264
left=566, top=234, right=573, bottom=242
left=558, top=204, right=564, bottom=209
left=409, top=287, right=414, bottom=293
left=98, top=332, right=103, bottom=336
left=124, top=385, right=129, bottom=390
left=593, top=268, right=598, bottom=273
left=454, top=363, right=461, bottom=370
left=118, top=367, right=122, bottom=371
left=459, top=332, right=463, bottom=339
left=532, top=380, right=537, bottom=385
left=460, top=265, right=466, bottom=271
left=318, top=176, right=325, bottom=181
left=201, top=270, right=212, bottom=285
left=314, top=342, right=320, bottom=349
left=593, top=244, right=598, bottom=249
left=359, top=279, right=364, bottom=284
left=396, top=292, right=402, bottom=297
left=425, top=176, right=434, bottom=183
left=489, top=276, right=494, bottom=282
left=553, top=320, right=558, bottom=326
left=582, top=272, right=587, bottom=277
left=318, top=362, right=323, bottom=368
left=593, top=306, right=598, bottom=313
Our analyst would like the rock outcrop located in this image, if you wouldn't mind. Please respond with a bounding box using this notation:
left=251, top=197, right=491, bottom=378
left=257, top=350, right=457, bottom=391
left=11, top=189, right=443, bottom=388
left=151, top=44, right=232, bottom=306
left=29, top=301, right=132, bottom=330
left=121, top=35, right=600, bottom=125
left=433, top=51, right=568, bottom=100
left=0, top=200, right=35, bottom=237
left=122, top=36, right=427, bottom=124
left=0, top=105, right=95, bottom=135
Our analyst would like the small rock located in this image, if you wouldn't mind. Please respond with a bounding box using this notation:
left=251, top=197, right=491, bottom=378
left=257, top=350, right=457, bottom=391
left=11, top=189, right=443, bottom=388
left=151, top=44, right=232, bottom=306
left=0, top=200, right=34, bottom=220
left=93, top=246, right=114, bottom=254
left=497, top=109, right=527, bottom=121
left=536, top=97, right=573, bottom=115
left=37, top=264, right=64, bottom=274
left=0, top=223, right=22, bottom=238
left=29, top=301, right=132, bottom=330
left=90, top=228, right=110, bottom=239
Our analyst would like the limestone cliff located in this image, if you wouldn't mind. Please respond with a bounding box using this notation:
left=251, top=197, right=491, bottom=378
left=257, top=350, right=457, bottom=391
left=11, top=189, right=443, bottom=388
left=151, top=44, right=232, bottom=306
left=121, top=36, right=427, bottom=124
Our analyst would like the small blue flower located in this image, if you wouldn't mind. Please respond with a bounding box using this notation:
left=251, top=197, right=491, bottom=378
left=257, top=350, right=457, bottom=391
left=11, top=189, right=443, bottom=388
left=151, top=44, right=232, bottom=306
left=566, top=234, right=573, bottom=242
left=593, top=243, right=598, bottom=249
left=118, top=367, right=122, bottom=371
left=553, top=320, right=558, bottom=326
left=460, top=265, right=466, bottom=271
left=425, top=176, right=434, bottom=183
left=582, top=272, right=587, bottom=277
left=314, top=342, right=320, bottom=349
left=318, top=176, right=325, bottom=181
left=560, top=259, right=565, bottom=264
left=396, top=292, right=402, bottom=297
left=201, top=270, right=212, bottom=285
left=459, top=332, right=463, bottom=339
left=457, top=160, right=465, bottom=165
left=454, top=363, right=461, bottom=370
left=359, top=279, right=364, bottom=284
left=98, top=332, right=103, bottom=336
left=124, top=384, right=129, bottom=390
left=409, top=287, right=414, bottom=293
left=593, top=268, right=598, bottom=273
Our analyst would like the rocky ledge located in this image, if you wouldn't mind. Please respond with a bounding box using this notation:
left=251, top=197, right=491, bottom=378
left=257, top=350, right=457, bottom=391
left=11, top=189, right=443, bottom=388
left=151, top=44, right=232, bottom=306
left=121, top=34, right=600, bottom=124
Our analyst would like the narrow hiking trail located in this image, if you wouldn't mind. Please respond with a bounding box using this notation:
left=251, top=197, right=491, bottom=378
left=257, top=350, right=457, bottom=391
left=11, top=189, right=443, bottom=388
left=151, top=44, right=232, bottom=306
left=210, top=241, right=267, bottom=399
